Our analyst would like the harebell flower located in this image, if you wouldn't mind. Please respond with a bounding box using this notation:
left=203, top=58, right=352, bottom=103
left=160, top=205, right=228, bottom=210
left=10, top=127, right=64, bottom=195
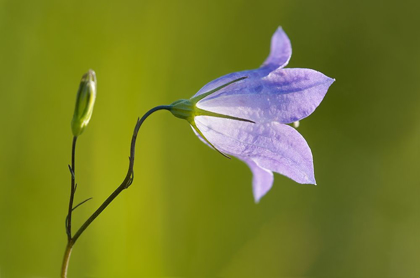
left=170, top=27, right=334, bottom=202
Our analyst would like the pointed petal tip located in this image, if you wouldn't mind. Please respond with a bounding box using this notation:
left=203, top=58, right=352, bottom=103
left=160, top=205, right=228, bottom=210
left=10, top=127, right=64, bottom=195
left=308, top=176, right=317, bottom=185
left=292, top=175, right=316, bottom=185
left=317, top=72, right=335, bottom=85
left=245, top=159, right=274, bottom=204
left=262, top=26, right=292, bottom=70
left=276, top=26, right=284, bottom=33
left=253, top=187, right=267, bottom=203
left=315, top=72, right=335, bottom=91
left=307, top=172, right=316, bottom=184
left=293, top=170, right=316, bottom=185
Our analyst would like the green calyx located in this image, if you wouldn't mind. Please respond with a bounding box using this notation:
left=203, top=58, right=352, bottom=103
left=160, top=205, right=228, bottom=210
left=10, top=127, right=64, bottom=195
left=169, top=76, right=253, bottom=158
left=71, top=70, right=97, bottom=137
left=169, top=98, right=254, bottom=123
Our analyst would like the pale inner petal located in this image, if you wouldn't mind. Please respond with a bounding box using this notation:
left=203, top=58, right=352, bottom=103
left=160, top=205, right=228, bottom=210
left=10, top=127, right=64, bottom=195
left=194, top=116, right=315, bottom=184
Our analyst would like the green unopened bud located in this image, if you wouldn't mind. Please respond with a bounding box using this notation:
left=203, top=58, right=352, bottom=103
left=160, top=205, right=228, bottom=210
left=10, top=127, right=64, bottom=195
left=71, top=70, right=97, bottom=137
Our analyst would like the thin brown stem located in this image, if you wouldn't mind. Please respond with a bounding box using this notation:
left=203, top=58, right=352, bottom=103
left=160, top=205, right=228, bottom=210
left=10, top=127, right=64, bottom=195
left=66, top=136, right=77, bottom=240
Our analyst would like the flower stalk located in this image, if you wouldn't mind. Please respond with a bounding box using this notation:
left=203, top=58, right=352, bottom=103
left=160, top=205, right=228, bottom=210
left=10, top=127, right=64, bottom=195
left=62, top=105, right=171, bottom=278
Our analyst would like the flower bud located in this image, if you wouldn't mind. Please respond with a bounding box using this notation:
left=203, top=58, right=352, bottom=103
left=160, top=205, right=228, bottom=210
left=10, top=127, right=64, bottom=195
left=71, top=70, right=97, bottom=137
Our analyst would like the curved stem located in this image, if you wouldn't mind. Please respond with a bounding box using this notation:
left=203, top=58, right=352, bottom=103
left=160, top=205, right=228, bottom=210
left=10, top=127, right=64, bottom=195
left=72, top=105, right=170, bottom=242
left=61, top=105, right=171, bottom=277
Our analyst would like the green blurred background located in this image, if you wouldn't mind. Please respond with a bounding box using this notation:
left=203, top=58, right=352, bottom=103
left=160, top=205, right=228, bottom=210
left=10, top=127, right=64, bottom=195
left=1, top=0, right=419, bottom=277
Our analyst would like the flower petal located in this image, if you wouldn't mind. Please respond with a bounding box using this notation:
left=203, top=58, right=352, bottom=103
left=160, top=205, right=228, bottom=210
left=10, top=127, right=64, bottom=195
left=243, top=158, right=274, bottom=203
left=261, top=27, right=292, bottom=70
left=193, top=126, right=274, bottom=202
left=192, top=27, right=292, bottom=99
left=197, top=68, right=334, bottom=124
left=193, top=27, right=291, bottom=99
left=194, top=116, right=316, bottom=185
